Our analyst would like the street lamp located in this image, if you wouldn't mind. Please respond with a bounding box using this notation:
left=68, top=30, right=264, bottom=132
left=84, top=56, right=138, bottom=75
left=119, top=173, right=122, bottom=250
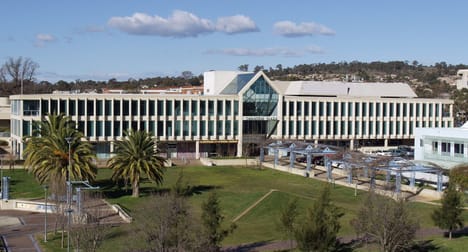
left=65, top=137, right=73, bottom=252
left=43, top=184, right=48, bottom=242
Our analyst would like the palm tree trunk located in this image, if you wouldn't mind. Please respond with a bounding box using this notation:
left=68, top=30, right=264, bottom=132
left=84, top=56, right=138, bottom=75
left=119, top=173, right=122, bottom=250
left=132, top=181, right=139, bottom=197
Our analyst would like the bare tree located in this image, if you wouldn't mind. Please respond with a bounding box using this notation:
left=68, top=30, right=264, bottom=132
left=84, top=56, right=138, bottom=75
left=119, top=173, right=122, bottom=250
left=352, top=191, right=419, bottom=252
left=72, top=196, right=109, bottom=252
left=127, top=193, right=204, bottom=251
left=0, top=56, right=39, bottom=94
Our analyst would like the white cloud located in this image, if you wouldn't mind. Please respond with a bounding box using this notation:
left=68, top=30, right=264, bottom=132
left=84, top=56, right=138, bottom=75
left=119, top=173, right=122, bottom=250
left=273, top=21, right=335, bottom=37
left=216, top=15, right=258, bottom=34
left=35, top=33, right=56, bottom=47
left=205, top=45, right=324, bottom=57
left=108, top=10, right=258, bottom=37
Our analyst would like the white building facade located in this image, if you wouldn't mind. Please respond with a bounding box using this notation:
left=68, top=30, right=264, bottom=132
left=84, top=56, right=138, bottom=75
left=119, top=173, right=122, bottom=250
left=10, top=71, right=454, bottom=159
left=414, top=124, right=468, bottom=169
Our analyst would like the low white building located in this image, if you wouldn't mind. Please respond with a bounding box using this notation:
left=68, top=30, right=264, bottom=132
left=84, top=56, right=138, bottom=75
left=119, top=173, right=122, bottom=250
left=414, top=122, right=468, bottom=169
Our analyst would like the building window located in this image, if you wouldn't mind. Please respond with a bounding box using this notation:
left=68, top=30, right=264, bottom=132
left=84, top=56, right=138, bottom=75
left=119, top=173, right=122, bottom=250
left=183, top=100, right=190, bottom=116
left=225, top=120, right=231, bottom=135
left=175, top=120, right=181, bottom=136
left=297, top=102, right=302, bottom=116
left=114, top=100, right=121, bottom=116
left=217, top=100, right=223, bottom=116
left=208, top=101, right=215, bottom=116
left=319, top=102, right=324, bottom=116
left=191, top=121, right=198, bottom=136
left=217, top=121, right=223, bottom=136
left=327, top=102, right=332, bottom=116
left=183, top=121, right=189, bottom=136
left=208, top=120, right=214, bottom=136
left=149, top=100, right=155, bottom=116
left=105, top=100, right=112, bottom=116
left=114, top=121, right=121, bottom=136
left=225, top=100, right=231, bottom=116
left=454, top=143, right=464, bottom=155
left=96, top=100, right=103, bottom=116
left=191, top=100, right=198, bottom=116
left=157, top=100, right=164, bottom=116
left=166, top=100, right=173, bottom=116
left=304, top=101, right=310, bottom=115
left=131, top=100, right=138, bottom=115
left=138, top=100, right=146, bottom=116
left=441, top=142, right=450, bottom=154
left=200, top=101, right=206, bottom=116
left=296, top=120, right=302, bottom=135
left=123, top=100, right=129, bottom=116
left=175, top=101, right=181, bottom=116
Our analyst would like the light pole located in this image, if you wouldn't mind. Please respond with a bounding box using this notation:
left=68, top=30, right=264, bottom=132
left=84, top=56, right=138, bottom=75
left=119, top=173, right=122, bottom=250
left=65, top=137, right=73, bottom=252
left=43, top=184, right=48, bottom=242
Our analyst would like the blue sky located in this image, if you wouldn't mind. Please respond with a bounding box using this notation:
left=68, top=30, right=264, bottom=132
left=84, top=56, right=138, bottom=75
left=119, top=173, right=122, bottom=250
left=1, top=0, right=467, bottom=82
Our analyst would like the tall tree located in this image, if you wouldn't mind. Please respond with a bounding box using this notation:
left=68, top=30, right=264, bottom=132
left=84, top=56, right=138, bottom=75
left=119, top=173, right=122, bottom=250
left=107, top=129, right=166, bottom=197
left=431, top=185, right=464, bottom=239
left=294, top=185, right=343, bottom=251
left=201, top=192, right=235, bottom=252
left=352, top=192, right=419, bottom=251
left=23, top=114, right=97, bottom=186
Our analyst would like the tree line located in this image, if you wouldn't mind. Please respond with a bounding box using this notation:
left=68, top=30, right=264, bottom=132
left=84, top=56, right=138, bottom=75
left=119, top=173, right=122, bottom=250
left=2, top=56, right=467, bottom=97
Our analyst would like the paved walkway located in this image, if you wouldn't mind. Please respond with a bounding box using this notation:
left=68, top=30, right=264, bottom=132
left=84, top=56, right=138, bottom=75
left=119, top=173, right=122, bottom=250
left=0, top=210, right=59, bottom=252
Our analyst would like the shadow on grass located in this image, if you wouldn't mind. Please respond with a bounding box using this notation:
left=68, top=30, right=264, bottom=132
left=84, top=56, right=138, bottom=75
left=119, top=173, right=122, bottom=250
left=95, top=178, right=219, bottom=199
left=186, top=184, right=220, bottom=196
left=447, top=227, right=468, bottom=238
left=410, top=240, right=440, bottom=251
left=223, top=240, right=272, bottom=252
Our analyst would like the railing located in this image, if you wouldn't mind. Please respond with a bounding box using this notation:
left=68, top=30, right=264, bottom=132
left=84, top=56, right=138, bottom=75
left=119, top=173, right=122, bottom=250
left=23, top=110, right=40, bottom=116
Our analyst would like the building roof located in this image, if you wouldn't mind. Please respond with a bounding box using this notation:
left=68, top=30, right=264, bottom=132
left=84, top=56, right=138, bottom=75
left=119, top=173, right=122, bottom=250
left=271, top=80, right=417, bottom=98
left=212, top=71, right=417, bottom=98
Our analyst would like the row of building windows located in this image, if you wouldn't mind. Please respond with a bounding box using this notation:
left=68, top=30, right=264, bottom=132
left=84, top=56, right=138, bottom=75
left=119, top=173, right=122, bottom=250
left=282, top=120, right=452, bottom=137
left=432, top=141, right=465, bottom=156
left=22, top=99, right=240, bottom=117
left=284, top=101, right=451, bottom=118
left=22, top=119, right=240, bottom=138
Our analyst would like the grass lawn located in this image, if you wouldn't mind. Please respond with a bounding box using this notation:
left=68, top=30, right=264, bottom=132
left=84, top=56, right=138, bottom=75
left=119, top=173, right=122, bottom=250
left=4, top=166, right=468, bottom=251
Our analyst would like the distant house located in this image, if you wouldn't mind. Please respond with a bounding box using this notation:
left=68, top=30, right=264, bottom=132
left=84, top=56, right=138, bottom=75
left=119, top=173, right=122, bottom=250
left=456, top=69, right=468, bottom=90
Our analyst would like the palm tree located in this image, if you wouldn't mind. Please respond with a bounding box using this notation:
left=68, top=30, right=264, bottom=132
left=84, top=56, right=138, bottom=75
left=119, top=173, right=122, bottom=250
left=107, top=129, right=166, bottom=197
left=23, top=114, right=97, bottom=186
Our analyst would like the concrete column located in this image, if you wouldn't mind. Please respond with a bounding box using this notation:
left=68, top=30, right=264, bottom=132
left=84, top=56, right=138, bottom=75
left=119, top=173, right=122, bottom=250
left=260, top=147, right=264, bottom=162
left=410, top=170, right=415, bottom=188
left=306, top=152, right=312, bottom=177
left=289, top=144, right=295, bottom=168
left=347, top=164, right=352, bottom=184
left=350, top=139, right=354, bottom=150
left=437, top=171, right=443, bottom=192
left=274, top=149, right=279, bottom=167
left=396, top=172, right=401, bottom=193
left=195, top=140, right=200, bottom=159
left=325, top=156, right=332, bottom=181
left=384, top=139, right=388, bottom=147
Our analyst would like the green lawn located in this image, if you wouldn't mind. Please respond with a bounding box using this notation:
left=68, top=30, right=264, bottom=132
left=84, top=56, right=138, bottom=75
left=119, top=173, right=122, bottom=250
left=4, top=166, right=468, bottom=251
